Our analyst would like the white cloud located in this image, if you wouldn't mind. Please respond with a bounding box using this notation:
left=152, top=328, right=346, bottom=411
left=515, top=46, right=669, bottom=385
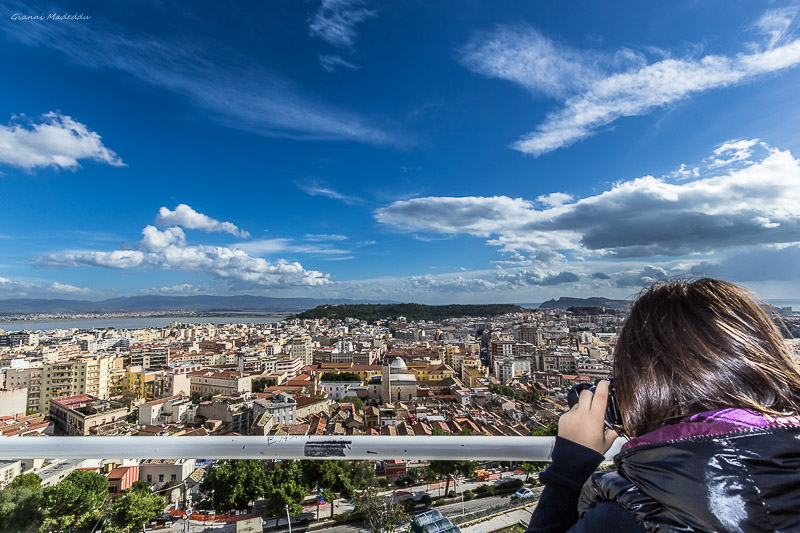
left=309, top=0, right=375, bottom=48
left=459, top=25, right=607, bottom=98
left=139, top=226, right=186, bottom=252
left=39, top=208, right=331, bottom=289
left=305, top=233, right=349, bottom=241
left=614, top=265, right=669, bottom=288
left=296, top=180, right=364, bottom=204
left=376, top=142, right=800, bottom=259
left=754, top=7, right=799, bottom=50
left=319, top=54, right=359, bottom=72
left=41, top=245, right=330, bottom=288
left=0, top=112, right=124, bottom=170
left=49, top=282, right=93, bottom=294
left=495, top=268, right=580, bottom=287
left=460, top=11, right=800, bottom=155
left=537, top=192, right=573, bottom=207
left=156, top=204, right=250, bottom=238
left=0, top=277, right=95, bottom=298
left=141, top=283, right=204, bottom=295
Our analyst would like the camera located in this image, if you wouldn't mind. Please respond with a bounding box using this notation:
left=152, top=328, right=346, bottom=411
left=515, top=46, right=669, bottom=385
left=566, top=378, right=622, bottom=430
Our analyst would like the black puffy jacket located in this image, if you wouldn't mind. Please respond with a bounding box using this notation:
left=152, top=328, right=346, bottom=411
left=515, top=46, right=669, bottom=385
left=578, top=426, right=800, bottom=532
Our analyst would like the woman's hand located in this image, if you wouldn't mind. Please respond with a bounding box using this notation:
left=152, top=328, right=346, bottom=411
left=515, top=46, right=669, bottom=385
left=558, top=379, right=619, bottom=454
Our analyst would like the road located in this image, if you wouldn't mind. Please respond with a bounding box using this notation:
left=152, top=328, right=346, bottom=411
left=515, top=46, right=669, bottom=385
left=155, top=472, right=532, bottom=533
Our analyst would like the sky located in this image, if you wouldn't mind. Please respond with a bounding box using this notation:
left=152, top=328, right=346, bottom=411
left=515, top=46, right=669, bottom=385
left=1, top=0, right=800, bottom=305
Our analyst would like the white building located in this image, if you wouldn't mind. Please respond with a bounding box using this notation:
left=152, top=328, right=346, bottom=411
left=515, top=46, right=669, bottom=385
left=319, top=380, right=362, bottom=401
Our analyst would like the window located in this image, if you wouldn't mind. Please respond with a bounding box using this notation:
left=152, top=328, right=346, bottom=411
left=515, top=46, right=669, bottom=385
left=171, top=474, right=177, bottom=481
left=147, top=474, right=152, bottom=482
left=159, top=474, right=164, bottom=482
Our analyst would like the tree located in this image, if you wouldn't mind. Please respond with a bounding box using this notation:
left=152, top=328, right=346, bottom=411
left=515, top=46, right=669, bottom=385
left=253, top=378, right=277, bottom=393
left=300, top=460, right=353, bottom=520
left=263, top=460, right=308, bottom=519
left=320, top=372, right=361, bottom=382
left=0, top=483, right=44, bottom=532
left=347, top=461, right=375, bottom=490
left=428, top=461, right=475, bottom=496
left=106, top=481, right=168, bottom=533
left=9, top=472, right=41, bottom=490
left=420, top=466, right=437, bottom=490
left=200, top=460, right=267, bottom=511
left=43, top=470, right=109, bottom=532
left=530, top=422, right=559, bottom=436
left=354, top=486, right=408, bottom=533
left=348, top=397, right=366, bottom=411
left=405, top=467, right=422, bottom=486
left=519, top=462, right=547, bottom=482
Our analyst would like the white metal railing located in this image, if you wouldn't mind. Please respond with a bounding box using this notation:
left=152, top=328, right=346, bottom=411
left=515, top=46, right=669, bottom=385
left=0, top=435, right=626, bottom=461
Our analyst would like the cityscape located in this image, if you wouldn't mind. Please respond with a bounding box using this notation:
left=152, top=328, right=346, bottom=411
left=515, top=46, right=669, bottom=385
left=0, top=302, right=799, bottom=531
left=2, top=0, right=800, bottom=531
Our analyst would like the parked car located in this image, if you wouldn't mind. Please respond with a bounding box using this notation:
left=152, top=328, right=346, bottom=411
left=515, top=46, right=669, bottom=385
left=514, top=488, right=535, bottom=499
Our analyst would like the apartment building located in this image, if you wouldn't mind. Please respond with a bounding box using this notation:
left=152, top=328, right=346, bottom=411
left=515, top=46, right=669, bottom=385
left=139, top=394, right=193, bottom=426
left=49, top=394, right=129, bottom=436
left=189, top=370, right=251, bottom=397
left=129, top=346, right=170, bottom=369
left=288, top=335, right=313, bottom=366
left=3, top=367, right=41, bottom=412
left=0, top=388, right=28, bottom=417
left=461, top=357, right=489, bottom=388
left=253, top=393, right=297, bottom=427
left=274, top=357, right=303, bottom=380
left=39, top=355, right=112, bottom=413
left=139, top=459, right=196, bottom=491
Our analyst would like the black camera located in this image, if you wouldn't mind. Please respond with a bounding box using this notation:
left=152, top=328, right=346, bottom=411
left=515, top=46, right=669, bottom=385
left=566, top=378, right=622, bottom=430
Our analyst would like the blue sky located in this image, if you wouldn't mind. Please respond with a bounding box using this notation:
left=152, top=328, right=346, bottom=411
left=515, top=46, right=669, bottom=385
left=1, top=0, right=800, bottom=304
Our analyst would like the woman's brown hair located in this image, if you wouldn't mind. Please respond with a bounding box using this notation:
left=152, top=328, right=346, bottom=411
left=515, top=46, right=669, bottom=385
left=613, top=278, right=800, bottom=437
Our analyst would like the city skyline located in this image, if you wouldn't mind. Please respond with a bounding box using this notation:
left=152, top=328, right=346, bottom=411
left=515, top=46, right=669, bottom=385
left=2, top=1, right=800, bottom=304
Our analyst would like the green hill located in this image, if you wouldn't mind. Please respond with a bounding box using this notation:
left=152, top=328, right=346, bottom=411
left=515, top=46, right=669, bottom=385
left=291, top=303, right=529, bottom=322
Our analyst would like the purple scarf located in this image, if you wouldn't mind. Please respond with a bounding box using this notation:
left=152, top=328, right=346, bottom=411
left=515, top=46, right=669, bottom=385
left=621, top=408, right=800, bottom=452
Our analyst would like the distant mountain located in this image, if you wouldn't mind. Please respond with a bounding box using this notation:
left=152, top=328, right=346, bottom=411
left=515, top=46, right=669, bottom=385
left=0, top=296, right=395, bottom=315
left=538, top=297, right=630, bottom=311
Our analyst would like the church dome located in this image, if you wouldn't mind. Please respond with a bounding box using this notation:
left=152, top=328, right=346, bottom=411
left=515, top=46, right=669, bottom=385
left=390, top=357, right=407, bottom=370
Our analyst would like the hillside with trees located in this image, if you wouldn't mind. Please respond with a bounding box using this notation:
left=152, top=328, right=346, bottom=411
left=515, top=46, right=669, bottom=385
left=291, top=303, right=529, bottom=322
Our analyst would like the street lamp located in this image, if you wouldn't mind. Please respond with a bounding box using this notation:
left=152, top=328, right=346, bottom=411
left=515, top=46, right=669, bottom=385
left=458, top=476, right=465, bottom=516
left=286, top=503, right=292, bottom=533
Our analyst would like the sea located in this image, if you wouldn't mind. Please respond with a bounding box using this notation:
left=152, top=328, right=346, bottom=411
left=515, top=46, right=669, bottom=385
left=0, top=315, right=283, bottom=332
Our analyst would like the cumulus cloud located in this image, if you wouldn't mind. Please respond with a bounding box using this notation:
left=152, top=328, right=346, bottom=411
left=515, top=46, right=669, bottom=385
left=376, top=141, right=800, bottom=260
left=496, top=269, right=580, bottom=287
left=690, top=243, right=800, bottom=282
left=39, top=208, right=330, bottom=289
left=0, top=277, right=94, bottom=298
left=309, top=0, right=375, bottom=48
left=141, top=283, right=205, bottom=295
left=0, top=112, right=124, bottom=170
left=156, top=204, right=250, bottom=238
left=460, top=10, right=800, bottom=155
left=615, top=265, right=669, bottom=288
left=139, top=226, right=186, bottom=252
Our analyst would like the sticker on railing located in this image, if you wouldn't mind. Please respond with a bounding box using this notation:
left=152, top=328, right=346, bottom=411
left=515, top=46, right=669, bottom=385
left=304, top=440, right=353, bottom=457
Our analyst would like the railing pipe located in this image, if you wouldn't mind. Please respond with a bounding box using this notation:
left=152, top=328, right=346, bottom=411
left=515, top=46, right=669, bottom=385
left=0, top=435, right=626, bottom=461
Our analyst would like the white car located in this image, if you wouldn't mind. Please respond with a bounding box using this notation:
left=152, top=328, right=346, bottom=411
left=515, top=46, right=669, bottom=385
left=514, top=488, right=535, bottom=499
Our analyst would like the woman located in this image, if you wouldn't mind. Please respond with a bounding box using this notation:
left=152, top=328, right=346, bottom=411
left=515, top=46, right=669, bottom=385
left=526, top=278, right=800, bottom=532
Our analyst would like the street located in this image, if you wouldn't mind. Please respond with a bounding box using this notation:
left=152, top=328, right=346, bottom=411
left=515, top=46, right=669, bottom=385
left=155, top=472, right=532, bottom=533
